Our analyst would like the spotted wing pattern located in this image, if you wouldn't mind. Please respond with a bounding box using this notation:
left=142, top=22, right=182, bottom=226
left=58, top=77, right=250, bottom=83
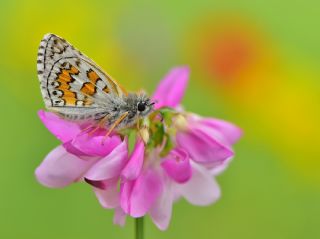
left=37, top=34, right=127, bottom=120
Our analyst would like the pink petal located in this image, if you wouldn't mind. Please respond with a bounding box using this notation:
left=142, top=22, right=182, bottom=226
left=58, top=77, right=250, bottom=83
left=84, top=139, right=128, bottom=181
left=35, top=145, right=97, bottom=188
left=210, top=157, right=233, bottom=176
left=120, top=179, right=134, bottom=215
left=193, top=123, right=232, bottom=150
left=152, top=66, right=190, bottom=109
left=121, top=139, right=145, bottom=180
left=66, top=133, right=122, bottom=157
left=161, top=148, right=192, bottom=183
left=149, top=179, right=173, bottom=231
left=113, top=207, right=126, bottom=227
left=93, top=178, right=120, bottom=208
left=38, top=110, right=81, bottom=143
left=199, top=118, right=242, bottom=144
left=84, top=178, right=108, bottom=189
left=177, top=128, right=234, bottom=167
left=176, top=162, right=220, bottom=206
left=120, top=169, right=163, bottom=217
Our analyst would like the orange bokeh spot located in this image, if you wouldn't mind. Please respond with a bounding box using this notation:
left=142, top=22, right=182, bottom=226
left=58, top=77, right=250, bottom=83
left=203, top=30, right=255, bottom=80
left=191, top=14, right=271, bottom=87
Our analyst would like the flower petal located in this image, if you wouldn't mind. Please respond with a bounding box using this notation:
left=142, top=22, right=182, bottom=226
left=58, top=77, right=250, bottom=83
left=161, top=148, right=192, bottom=183
left=121, top=139, right=145, bottom=180
left=113, top=207, right=126, bottom=227
left=199, top=117, right=242, bottom=144
left=93, top=178, right=120, bottom=209
left=35, top=145, right=97, bottom=188
left=84, top=139, right=128, bottom=181
left=176, top=128, right=234, bottom=167
left=38, top=110, right=81, bottom=143
left=149, top=179, right=173, bottom=231
left=152, top=66, right=190, bottom=109
left=67, top=133, right=122, bottom=157
left=210, top=157, right=233, bottom=176
left=176, top=162, right=220, bottom=206
left=120, top=169, right=163, bottom=217
left=120, top=179, right=134, bottom=215
left=84, top=178, right=108, bottom=190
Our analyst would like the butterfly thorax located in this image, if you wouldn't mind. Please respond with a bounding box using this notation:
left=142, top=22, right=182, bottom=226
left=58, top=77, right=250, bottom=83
left=103, top=93, right=154, bottom=129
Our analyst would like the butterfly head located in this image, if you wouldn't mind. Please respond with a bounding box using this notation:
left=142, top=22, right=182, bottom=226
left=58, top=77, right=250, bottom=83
left=136, top=93, right=155, bottom=117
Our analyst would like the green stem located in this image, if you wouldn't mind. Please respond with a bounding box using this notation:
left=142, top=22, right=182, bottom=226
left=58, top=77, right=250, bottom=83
left=135, top=217, right=144, bottom=239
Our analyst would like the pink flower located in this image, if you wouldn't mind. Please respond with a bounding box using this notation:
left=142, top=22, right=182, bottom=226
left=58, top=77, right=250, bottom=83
left=35, top=66, right=242, bottom=231
left=94, top=66, right=241, bottom=230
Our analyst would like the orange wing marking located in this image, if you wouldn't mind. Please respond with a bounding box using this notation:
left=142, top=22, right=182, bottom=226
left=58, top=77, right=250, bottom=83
left=56, top=66, right=79, bottom=105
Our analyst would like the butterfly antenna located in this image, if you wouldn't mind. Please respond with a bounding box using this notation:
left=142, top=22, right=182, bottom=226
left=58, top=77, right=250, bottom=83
left=149, top=101, right=156, bottom=106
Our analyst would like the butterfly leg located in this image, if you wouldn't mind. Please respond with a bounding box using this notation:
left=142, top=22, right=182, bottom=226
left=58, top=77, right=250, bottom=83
left=79, top=124, right=95, bottom=134
left=87, top=115, right=109, bottom=136
left=101, top=112, right=129, bottom=144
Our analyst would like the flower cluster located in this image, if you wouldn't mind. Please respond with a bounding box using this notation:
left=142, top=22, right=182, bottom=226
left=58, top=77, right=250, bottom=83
left=35, top=67, right=242, bottom=230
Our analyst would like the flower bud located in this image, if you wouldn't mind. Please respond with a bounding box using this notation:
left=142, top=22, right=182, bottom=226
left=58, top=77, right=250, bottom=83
left=139, top=126, right=150, bottom=144
left=174, top=114, right=188, bottom=131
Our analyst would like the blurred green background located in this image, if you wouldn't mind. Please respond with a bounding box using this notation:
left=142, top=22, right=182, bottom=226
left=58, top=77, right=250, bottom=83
left=1, top=0, right=320, bottom=238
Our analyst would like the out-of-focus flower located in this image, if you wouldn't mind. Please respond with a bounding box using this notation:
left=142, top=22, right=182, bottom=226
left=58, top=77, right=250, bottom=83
left=36, top=66, right=242, bottom=231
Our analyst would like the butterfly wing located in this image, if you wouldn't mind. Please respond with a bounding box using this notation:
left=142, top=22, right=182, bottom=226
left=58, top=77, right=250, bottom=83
left=37, top=33, right=127, bottom=120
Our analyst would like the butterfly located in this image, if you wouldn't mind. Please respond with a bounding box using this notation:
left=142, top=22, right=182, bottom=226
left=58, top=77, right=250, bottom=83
left=37, top=33, right=154, bottom=135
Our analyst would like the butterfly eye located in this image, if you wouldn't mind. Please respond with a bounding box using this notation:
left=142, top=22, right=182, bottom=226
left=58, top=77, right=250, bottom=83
left=137, top=102, right=146, bottom=112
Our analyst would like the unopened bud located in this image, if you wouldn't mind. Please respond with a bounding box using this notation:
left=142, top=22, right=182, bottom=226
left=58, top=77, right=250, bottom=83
left=139, top=126, right=150, bottom=144
left=174, top=114, right=188, bottom=131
